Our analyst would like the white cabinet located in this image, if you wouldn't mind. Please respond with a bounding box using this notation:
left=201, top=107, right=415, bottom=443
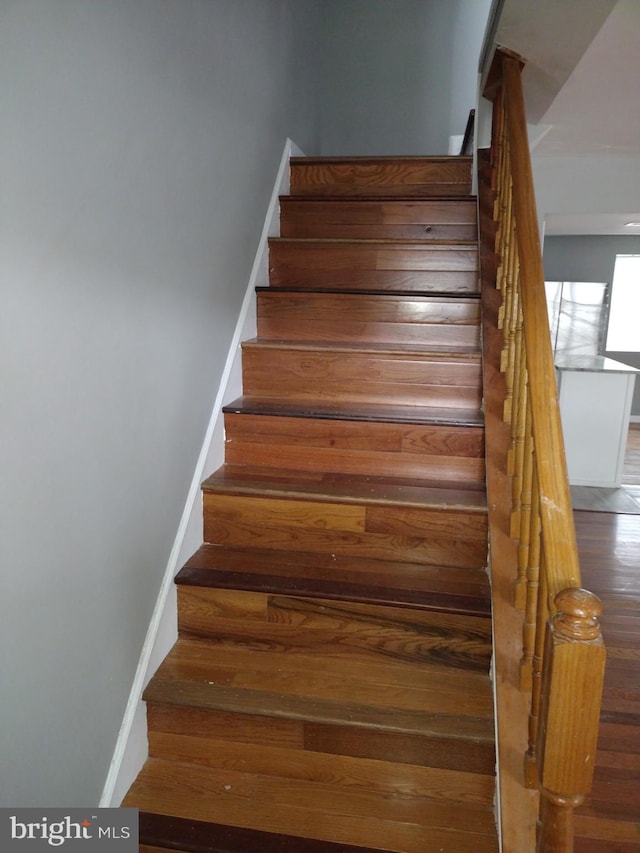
left=556, top=356, right=638, bottom=488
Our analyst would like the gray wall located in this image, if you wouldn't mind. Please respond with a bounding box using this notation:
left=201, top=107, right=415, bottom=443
left=0, top=0, right=322, bottom=807
left=319, top=0, right=490, bottom=155
left=543, top=235, right=640, bottom=414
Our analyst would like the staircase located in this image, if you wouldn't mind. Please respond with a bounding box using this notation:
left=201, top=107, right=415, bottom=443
left=124, top=156, right=498, bottom=853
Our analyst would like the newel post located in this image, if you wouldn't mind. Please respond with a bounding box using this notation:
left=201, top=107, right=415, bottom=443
left=536, top=588, right=606, bottom=853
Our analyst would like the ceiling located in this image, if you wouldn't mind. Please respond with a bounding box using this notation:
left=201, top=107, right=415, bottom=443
left=491, top=0, right=640, bottom=235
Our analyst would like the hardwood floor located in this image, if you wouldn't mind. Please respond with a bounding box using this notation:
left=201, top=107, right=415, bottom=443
left=572, top=425, right=640, bottom=852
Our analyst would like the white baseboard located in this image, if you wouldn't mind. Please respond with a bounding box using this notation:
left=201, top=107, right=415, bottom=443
left=99, top=137, right=302, bottom=807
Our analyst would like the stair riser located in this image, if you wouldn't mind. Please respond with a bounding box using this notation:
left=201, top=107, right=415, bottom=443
left=177, top=587, right=491, bottom=671
left=147, top=733, right=496, bottom=813
left=203, top=494, right=488, bottom=569
left=257, top=291, right=481, bottom=347
left=280, top=199, right=477, bottom=240
left=290, top=158, right=472, bottom=197
left=242, top=348, right=482, bottom=408
left=146, top=704, right=496, bottom=776
left=270, top=271, right=479, bottom=293
left=270, top=243, right=478, bottom=271
left=269, top=242, right=478, bottom=292
left=224, top=413, right=485, bottom=483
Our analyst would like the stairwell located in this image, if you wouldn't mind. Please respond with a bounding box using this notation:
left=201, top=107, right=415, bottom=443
left=124, top=156, right=499, bottom=853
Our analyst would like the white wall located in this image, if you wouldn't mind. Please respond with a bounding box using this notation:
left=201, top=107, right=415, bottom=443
left=0, top=0, right=321, bottom=807
left=319, top=0, right=491, bottom=155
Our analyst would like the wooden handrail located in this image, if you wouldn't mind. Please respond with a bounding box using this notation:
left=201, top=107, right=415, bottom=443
left=501, top=58, right=580, bottom=597
left=482, top=48, right=606, bottom=853
left=460, top=109, right=476, bottom=156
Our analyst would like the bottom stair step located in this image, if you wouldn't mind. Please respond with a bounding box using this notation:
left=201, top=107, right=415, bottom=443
left=127, top=756, right=498, bottom=853
left=139, top=813, right=395, bottom=853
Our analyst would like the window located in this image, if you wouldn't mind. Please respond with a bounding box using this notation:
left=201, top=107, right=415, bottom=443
left=606, top=255, right=640, bottom=352
left=545, top=281, right=607, bottom=358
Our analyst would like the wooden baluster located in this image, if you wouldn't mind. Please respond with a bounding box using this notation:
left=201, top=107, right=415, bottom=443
left=536, top=588, right=606, bottom=853
left=490, top=89, right=505, bottom=199
left=498, top=179, right=514, bottom=331
left=496, top=137, right=511, bottom=308
left=520, top=477, right=541, bottom=689
left=495, top=160, right=512, bottom=342
left=501, top=223, right=518, bottom=423
left=514, top=400, right=534, bottom=609
left=508, top=307, right=526, bottom=487
left=525, top=548, right=548, bottom=788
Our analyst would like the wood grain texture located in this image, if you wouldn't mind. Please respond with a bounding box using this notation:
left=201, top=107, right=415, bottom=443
left=478, top=147, right=539, bottom=851
left=256, top=289, right=481, bottom=347
left=201, top=464, right=488, bottom=508
left=269, top=239, right=479, bottom=270
left=241, top=341, right=482, bottom=408
left=572, top=509, right=640, bottom=853
left=177, top=544, right=492, bottom=618
left=146, top=703, right=495, bottom=775
left=203, top=492, right=488, bottom=569
left=224, top=412, right=485, bottom=483
left=268, top=239, right=479, bottom=292
left=223, top=395, right=484, bottom=426
left=125, top=758, right=497, bottom=853
left=146, top=733, right=495, bottom=805
left=279, top=198, right=478, bottom=240
left=289, top=156, right=473, bottom=198
left=144, top=639, right=495, bottom=732
left=177, top=587, right=492, bottom=671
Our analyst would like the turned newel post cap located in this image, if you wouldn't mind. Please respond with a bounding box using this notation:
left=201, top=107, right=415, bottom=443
left=553, top=588, right=603, bottom=641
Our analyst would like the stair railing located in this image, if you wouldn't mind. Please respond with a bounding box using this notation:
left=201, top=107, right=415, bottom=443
left=460, top=108, right=476, bottom=156
left=483, top=48, right=606, bottom=853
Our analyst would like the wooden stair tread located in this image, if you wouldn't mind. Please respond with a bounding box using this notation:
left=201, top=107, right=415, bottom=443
left=202, top=464, right=487, bottom=508
left=270, top=237, right=478, bottom=247
left=224, top=395, right=484, bottom=426
left=259, top=285, right=481, bottom=297
left=177, top=545, right=491, bottom=617
left=290, top=155, right=474, bottom=164
left=255, top=284, right=480, bottom=299
left=242, top=337, right=481, bottom=357
left=144, top=638, right=494, bottom=739
left=126, top=758, right=497, bottom=853
left=280, top=194, right=478, bottom=203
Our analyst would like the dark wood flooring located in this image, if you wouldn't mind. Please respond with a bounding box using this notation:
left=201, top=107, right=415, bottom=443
left=572, top=424, right=640, bottom=852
